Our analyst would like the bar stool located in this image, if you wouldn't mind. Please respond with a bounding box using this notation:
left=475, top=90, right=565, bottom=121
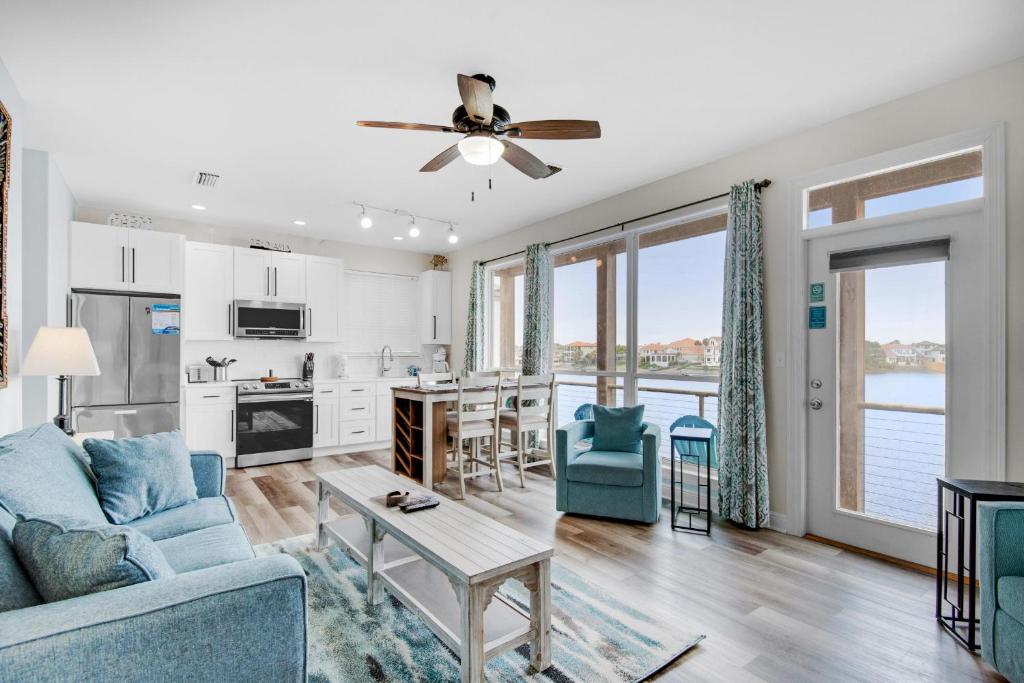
left=498, top=373, right=556, bottom=487
left=446, top=375, right=503, bottom=499
left=417, top=371, right=455, bottom=387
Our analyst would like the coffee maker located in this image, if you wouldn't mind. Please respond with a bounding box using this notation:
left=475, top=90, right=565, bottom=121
left=431, top=346, right=449, bottom=373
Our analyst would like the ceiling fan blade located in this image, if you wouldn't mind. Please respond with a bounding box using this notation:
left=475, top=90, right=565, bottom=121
left=457, top=74, right=493, bottom=126
left=420, top=144, right=462, bottom=172
left=357, top=121, right=459, bottom=133
left=501, top=140, right=557, bottom=179
left=505, top=120, right=601, bottom=140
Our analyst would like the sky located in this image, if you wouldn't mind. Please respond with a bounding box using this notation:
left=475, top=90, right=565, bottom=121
left=511, top=174, right=979, bottom=348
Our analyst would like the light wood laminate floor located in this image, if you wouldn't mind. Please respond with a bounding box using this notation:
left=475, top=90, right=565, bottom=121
left=226, top=450, right=1003, bottom=682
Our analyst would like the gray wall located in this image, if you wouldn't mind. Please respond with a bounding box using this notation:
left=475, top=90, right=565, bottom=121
left=447, top=57, right=1024, bottom=519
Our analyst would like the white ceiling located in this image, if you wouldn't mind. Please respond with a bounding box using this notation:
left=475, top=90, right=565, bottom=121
left=1, top=1, right=1022, bottom=253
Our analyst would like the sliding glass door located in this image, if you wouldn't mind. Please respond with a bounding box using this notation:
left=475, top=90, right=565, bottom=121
left=487, top=207, right=729, bottom=462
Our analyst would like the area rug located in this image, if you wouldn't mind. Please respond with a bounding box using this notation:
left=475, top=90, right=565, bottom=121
left=256, top=535, right=704, bottom=682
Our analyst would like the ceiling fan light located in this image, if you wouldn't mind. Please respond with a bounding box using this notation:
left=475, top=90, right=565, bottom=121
left=457, top=134, right=504, bottom=166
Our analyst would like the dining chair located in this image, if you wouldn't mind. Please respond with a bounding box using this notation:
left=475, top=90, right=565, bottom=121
left=498, top=373, right=556, bottom=487
left=417, top=371, right=455, bottom=387
left=446, top=374, right=504, bottom=499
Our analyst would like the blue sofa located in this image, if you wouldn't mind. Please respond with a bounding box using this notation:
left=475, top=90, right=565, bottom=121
left=555, top=420, right=662, bottom=523
left=0, top=424, right=307, bottom=682
left=980, top=501, right=1024, bottom=682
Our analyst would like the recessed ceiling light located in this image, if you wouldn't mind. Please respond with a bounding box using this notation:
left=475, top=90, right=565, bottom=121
left=393, top=236, right=404, bottom=241
left=191, top=204, right=206, bottom=211
left=292, top=220, right=306, bottom=226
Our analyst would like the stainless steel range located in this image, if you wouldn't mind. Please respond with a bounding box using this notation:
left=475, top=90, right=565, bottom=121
left=234, top=379, right=313, bottom=467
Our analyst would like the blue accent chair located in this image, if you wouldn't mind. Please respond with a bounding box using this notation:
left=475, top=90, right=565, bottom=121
left=980, top=501, right=1024, bottom=681
left=555, top=419, right=662, bottom=523
left=0, top=424, right=307, bottom=682
left=574, top=403, right=594, bottom=420
left=669, top=415, right=719, bottom=468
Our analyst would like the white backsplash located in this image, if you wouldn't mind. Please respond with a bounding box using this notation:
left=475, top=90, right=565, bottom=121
left=183, top=340, right=434, bottom=382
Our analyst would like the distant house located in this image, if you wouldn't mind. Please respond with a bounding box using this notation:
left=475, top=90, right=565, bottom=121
left=880, top=340, right=945, bottom=367
left=559, top=341, right=597, bottom=364
left=668, top=338, right=704, bottom=364
left=639, top=343, right=679, bottom=367
left=703, top=336, right=722, bottom=366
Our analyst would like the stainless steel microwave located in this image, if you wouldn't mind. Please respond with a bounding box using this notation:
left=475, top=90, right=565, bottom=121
left=233, top=300, right=307, bottom=339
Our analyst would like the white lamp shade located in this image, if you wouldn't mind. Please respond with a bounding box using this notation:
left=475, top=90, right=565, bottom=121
left=22, top=327, right=101, bottom=376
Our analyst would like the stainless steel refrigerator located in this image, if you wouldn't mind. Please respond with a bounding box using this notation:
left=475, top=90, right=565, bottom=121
left=69, top=292, right=181, bottom=437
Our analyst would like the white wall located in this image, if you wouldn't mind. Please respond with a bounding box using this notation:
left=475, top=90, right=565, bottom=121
left=22, top=149, right=74, bottom=425
left=74, top=207, right=440, bottom=382
left=447, top=57, right=1024, bottom=517
left=0, top=58, right=24, bottom=434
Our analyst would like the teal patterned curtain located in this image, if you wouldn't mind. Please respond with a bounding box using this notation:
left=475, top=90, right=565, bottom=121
left=718, top=180, right=770, bottom=529
left=463, top=261, right=486, bottom=374
left=521, top=244, right=552, bottom=375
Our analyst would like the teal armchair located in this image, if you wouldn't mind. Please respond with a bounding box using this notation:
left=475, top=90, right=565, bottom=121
left=555, top=420, right=662, bottom=523
left=980, top=501, right=1024, bottom=681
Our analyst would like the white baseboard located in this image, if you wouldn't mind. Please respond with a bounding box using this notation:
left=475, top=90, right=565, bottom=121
left=768, top=511, right=788, bottom=534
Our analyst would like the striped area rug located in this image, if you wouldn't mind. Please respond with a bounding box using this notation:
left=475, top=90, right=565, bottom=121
left=257, top=535, right=704, bottom=682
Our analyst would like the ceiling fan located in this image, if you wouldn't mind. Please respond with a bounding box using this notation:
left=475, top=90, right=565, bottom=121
left=357, top=73, right=601, bottom=179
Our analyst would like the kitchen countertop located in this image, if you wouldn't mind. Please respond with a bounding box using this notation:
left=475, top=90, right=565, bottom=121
left=182, top=377, right=418, bottom=389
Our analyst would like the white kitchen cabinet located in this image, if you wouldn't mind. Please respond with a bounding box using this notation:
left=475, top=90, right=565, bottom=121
left=233, top=248, right=273, bottom=300
left=233, top=248, right=305, bottom=303
left=184, top=242, right=234, bottom=340
left=305, top=256, right=344, bottom=341
left=129, top=230, right=185, bottom=294
left=420, top=270, right=452, bottom=345
left=184, top=387, right=236, bottom=461
left=70, top=222, right=183, bottom=294
left=272, top=252, right=306, bottom=303
left=376, top=379, right=416, bottom=443
left=313, top=395, right=339, bottom=448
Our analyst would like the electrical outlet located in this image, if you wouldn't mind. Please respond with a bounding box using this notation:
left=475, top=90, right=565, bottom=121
left=774, top=352, right=786, bottom=368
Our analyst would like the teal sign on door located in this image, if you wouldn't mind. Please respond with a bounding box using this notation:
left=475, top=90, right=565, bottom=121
left=808, top=305, right=827, bottom=329
left=809, top=282, right=825, bottom=303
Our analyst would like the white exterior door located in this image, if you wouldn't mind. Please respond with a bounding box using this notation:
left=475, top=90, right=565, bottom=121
left=271, top=253, right=306, bottom=303
left=234, top=248, right=273, bottom=300
left=69, top=222, right=129, bottom=291
left=129, top=230, right=183, bottom=294
left=805, top=206, right=989, bottom=566
left=305, top=256, right=343, bottom=341
left=184, top=242, right=234, bottom=340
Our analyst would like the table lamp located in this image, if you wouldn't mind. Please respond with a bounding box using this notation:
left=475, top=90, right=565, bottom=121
left=22, top=326, right=101, bottom=435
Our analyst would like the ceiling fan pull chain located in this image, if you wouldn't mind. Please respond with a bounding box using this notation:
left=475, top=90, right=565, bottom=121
left=471, top=190, right=475, bottom=202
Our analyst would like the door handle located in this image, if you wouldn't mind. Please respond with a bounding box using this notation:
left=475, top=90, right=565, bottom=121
left=315, top=404, right=319, bottom=434
left=274, top=267, right=278, bottom=297
left=121, top=246, right=126, bottom=282
left=114, top=409, right=138, bottom=415
left=131, top=248, right=136, bottom=283
left=266, top=266, right=270, bottom=296
left=809, top=398, right=823, bottom=410
left=306, top=308, right=311, bottom=336
left=433, top=315, right=437, bottom=340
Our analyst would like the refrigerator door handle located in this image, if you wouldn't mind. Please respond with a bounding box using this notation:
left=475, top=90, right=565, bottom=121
left=113, top=409, right=138, bottom=415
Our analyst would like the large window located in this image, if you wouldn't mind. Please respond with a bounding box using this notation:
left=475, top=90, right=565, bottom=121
left=488, top=263, right=524, bottom=368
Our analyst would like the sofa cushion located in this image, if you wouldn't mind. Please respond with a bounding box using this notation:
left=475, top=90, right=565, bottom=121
left=13, top=515, right=175, bottom=602
left=155, top=523, right=255, bottom=574
left=998, top=576, right=1024, bottom=625
left=592, top=405, right=646, bottom=454
left=566, top=449, right=645, bottom=487
left=0, top=424, right=106, bottom=523
left=127, top=496, right=238, bottom=541
left=0, top=525, right=42, bottom=611
left=85, top=431, right=198, bottom=524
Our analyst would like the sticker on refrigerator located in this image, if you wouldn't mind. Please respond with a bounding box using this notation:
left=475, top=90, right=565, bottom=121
left=150, top=303, right=180, bottom=335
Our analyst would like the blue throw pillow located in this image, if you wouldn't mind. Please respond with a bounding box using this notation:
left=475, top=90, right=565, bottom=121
left=12, top=515, right=175, bottom=602
left=591, top=404, right=647, bottom=454
left=84, top=431, right=198, bottom=524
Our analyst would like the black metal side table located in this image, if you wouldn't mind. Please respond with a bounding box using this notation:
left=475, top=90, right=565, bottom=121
left=669, top=427, right=713, bottom=535
left=936, top=477, right=1024, bottom=651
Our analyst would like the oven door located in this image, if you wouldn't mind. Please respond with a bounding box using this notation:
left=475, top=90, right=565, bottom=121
left=235, top=394, right=313, bottom=459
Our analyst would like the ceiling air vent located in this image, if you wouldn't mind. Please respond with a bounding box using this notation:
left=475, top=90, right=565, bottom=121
left=193, top=171, right=220, bottom=188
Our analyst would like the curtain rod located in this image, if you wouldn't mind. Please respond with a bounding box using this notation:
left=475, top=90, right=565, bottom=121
left=480, top=178, right=771, bottom=265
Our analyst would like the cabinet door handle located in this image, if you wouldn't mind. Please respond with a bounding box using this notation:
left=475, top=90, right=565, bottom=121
left=307, top=308, right=311, bottom=336
left=202, top=394, right=220, bottom=399
left=228, top=303, right=233, bottom=335
left=351, top=388, right=365, bottom=392
left=351, top=407, right=365, bottom=411
left=266, top=266, right=270, bottom=296
left=274, top=267, right=278, bottom=297
left=131, top=248, right=136, bottom=283
left=352, top=430, right=365, bottom=435
left=315, top=404, right=319, bottom=434
left=121, top=246, right=126, bottom=282
left=230, top=409, right=235, bottom=442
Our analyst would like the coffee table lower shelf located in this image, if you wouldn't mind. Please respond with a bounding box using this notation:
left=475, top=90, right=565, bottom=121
left=324, top=515, right=534, bottom=658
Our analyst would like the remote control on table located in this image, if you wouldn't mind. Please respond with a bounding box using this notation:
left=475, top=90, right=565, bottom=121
left=400, top=498, right=440, bottom=513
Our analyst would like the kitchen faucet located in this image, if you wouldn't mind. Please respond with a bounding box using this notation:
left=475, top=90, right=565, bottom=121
left=379, top=345, right=394, bottom=377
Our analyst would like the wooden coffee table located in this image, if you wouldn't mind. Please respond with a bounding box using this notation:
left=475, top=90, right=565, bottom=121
left=315, top=466, right=553, bottom=683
